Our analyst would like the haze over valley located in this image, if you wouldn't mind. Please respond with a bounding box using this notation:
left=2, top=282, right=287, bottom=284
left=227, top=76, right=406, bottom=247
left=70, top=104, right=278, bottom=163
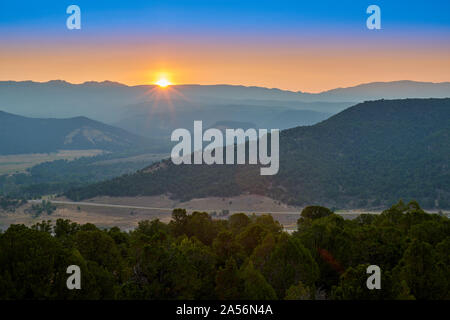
left=1, top=80, right=449, bottom=227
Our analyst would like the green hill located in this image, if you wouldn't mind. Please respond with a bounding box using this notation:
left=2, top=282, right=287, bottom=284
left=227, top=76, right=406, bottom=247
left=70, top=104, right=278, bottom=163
left=66, top=98, right=450, bottom=209
left=0, top=111, right=155, bottom=155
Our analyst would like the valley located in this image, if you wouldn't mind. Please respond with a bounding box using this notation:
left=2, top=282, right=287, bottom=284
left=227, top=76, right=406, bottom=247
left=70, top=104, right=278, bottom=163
left=3, top=194, right=431, bottom=233
left=1, top=83, right=449, bottom=231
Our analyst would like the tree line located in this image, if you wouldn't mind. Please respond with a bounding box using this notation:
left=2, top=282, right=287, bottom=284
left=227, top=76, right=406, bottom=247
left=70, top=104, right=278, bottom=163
left=0, top=200, right=448, bottom=300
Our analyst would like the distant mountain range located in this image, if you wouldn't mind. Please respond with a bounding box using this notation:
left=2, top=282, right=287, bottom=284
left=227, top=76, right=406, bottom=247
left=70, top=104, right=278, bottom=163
left=0, top=111, right=156, bottom=155
left=66, top=98, right=450, bottom=209
left=116, top=101, right=332, bottom=139
left=2, top=80, right=447, bottom=141
left=306, top=81, right=450, bottom=102
left=0, top=80, right=334, bottom=138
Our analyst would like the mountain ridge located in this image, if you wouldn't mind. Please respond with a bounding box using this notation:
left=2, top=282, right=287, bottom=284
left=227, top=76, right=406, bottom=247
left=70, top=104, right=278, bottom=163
left=0, top=110, right=156, bottom=155
left=2, top=79, right=449, bottom=94
left=66, top=98, right=450, bottom=209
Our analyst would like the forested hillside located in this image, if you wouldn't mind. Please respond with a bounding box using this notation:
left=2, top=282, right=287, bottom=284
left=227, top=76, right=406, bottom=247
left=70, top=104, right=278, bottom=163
left=0, top=150, right=167, bottom=198
left=67, top=99, right=450, bottom=209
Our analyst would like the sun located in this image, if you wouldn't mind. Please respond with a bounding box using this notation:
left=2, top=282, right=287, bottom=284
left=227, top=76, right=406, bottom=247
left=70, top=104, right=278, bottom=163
left=155, top=78, right=171, bottom=88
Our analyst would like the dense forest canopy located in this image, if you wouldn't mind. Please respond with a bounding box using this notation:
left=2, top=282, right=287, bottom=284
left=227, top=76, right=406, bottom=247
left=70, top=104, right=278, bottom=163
left=67, top=98, right=450, bottom=209
left=0, top=201, right=448, bottom=300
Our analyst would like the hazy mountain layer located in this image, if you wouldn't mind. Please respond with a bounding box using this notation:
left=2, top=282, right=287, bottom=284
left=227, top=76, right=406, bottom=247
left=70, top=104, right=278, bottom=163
left=1, top=80, right=448, bottom=123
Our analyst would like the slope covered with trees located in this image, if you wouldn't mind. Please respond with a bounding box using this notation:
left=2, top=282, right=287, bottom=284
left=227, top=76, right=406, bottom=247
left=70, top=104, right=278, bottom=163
left=0, top=149, right=168, bottom=198
left=67, top=99, right=450, bottom=209
left=0, top=201, right=448, bottom=299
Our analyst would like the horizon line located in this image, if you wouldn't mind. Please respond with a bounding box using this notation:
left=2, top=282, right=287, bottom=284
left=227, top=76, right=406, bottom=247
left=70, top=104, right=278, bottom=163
left=1, top=79, right=450, bottom=95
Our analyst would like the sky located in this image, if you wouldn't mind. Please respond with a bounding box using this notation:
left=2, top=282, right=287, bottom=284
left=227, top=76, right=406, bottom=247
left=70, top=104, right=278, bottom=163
left=0, top=0, right=449, bottom=92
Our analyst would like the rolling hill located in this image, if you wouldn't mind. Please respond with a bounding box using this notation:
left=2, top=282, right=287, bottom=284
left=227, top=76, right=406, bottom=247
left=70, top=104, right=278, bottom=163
left=0, top=111, right=157, bottom=155
left=66, top=98, right=450, bottom=209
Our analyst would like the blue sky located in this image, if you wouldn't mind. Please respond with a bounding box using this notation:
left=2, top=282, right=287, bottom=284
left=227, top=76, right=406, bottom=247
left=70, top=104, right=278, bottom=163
left=1, top=0, right=449, bottom=35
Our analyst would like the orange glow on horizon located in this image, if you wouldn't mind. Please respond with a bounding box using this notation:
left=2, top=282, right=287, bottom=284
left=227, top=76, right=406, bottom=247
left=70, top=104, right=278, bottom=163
left=1, top=40, right=449, bottom=93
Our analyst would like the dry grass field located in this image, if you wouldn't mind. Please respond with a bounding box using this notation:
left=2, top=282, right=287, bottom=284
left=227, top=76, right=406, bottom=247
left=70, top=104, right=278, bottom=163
left=3, top=194, right=447, bottom=232
left=0, top=194, right=301, bottom=231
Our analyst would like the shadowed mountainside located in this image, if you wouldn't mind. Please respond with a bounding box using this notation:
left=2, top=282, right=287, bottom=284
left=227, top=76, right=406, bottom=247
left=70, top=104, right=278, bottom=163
left=66, top=98, right=450, bottom=209
left=0, top=110, right=158, bottom=155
